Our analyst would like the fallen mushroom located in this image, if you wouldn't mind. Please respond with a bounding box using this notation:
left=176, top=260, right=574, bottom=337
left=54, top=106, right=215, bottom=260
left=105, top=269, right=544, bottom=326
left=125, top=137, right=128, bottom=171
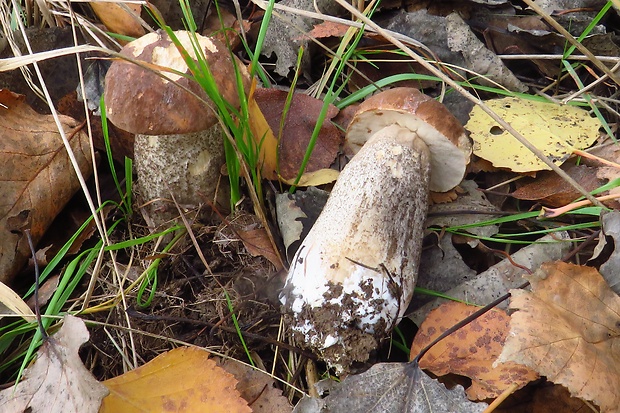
left=104, top=30, right=250, bottom=225
left=280, top=88, right=472, bottom=372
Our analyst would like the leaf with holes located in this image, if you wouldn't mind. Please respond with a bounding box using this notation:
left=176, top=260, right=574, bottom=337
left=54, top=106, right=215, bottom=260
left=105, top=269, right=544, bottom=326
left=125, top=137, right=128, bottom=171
left=466, top=97, right=599, bottom=172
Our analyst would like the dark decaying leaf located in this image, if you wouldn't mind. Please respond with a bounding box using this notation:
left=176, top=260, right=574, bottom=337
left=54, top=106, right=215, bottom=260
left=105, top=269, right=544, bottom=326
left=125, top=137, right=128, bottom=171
left=294, top=362, right=487, bottom=413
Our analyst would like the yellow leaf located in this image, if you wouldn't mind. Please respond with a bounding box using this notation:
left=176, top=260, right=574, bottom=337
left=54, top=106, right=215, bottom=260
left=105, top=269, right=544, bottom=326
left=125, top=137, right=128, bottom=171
left=248, top=82, right=279, bottom=181
left=100, top=347, right=251, bottom=413
left=280, top=168, right=340, bottom=187
left=466, top=97, right=600, bottom=172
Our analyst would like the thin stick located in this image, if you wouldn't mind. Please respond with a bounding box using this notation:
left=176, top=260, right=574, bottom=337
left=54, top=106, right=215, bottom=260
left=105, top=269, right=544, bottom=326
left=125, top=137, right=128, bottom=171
left=24, top=229, right=48, bottom=340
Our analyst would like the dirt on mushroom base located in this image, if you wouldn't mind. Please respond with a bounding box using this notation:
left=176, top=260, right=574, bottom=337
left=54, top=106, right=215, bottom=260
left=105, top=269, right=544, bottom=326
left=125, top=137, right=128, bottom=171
left=287, top=280, right=397, bottom=371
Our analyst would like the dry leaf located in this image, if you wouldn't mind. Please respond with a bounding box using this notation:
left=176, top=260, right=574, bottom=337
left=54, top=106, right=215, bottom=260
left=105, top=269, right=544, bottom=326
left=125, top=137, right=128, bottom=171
left=0, top=90, right=93, bottom=284
left=511, top=163, right=603, bottom=207
left=0, top=315, right=108, bottom=413
left=220, top=360, right=293, bottom=413
left=496, top=261, right=620, bottom=412
left=0, top=280, right=35, bottom=321
left=296, top=362, right=487, bottom=412
left=410, top=301, right=538, bottom=400
left=466, top=97, right=600, bottom=172
left=253, top=88, right=342, bottom=183
left=248, top=84, right=280, bottom=181
left=91, top=2, right=145, bottom=38
left=237, top=227, right=284, bottom=271
left=101, top=347, right=251, bottom=413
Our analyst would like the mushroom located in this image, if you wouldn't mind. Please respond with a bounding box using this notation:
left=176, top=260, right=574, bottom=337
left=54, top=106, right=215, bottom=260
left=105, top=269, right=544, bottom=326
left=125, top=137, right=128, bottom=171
left=104, top=30, right=250, bottom=225
left=280, top=87, right=472, bottom=372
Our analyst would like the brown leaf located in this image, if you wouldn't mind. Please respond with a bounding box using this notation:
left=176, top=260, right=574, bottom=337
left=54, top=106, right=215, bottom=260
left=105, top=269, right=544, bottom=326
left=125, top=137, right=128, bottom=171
left=101, top=347, right=251, bottom=413
left=0, top=90, right=93, bottom=284
left=0, top=315, right=109, bottom=413
left=410, top=301, right=538, bottom=400
left=306, top=21, right=351, bottom=39
left=511, top=163, right=603, bottom=207
left=497, top=261, right=620, bottom=413
left=237, top=227, right=284, bottom=271
left=253, top=88, right=342, bottom=181
left=219, top=360, right=292, bottom=413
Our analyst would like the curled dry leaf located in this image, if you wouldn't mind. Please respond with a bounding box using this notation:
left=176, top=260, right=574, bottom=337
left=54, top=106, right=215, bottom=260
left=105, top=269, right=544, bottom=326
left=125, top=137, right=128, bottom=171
left=101, top=347, right=251, bottom=413
left=0, top=90, right=93, bottom=284
left=90, top=2, right=145, bottom=38
left=410, top=301, right=539, bottom=400
left=496, top=261, right=620, bottom=412
left=0, top=315, right=108, bottom=413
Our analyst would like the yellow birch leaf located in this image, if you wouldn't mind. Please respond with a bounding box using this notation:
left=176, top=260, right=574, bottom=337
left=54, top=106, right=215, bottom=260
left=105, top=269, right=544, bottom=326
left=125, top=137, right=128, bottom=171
left=466, top=97, right=600, bottom=172
left=100, top=347, right=251, bottom=413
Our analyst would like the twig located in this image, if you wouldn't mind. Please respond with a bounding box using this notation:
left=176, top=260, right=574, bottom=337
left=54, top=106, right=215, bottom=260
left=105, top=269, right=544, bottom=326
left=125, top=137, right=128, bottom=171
left=24, top=229, right=48, bottom=340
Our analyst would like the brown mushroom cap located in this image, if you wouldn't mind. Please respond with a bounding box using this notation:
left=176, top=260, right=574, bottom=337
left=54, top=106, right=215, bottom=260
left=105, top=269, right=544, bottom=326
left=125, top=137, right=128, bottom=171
left=346, top=87, right=472, bottom=192
left=104, top=30, right=250, bottom=135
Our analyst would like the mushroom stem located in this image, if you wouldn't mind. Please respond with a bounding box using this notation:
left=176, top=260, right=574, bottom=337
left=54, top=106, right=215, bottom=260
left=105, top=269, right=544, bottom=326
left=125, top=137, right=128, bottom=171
left=134, top=125, right=229, bottom=226
left=281, top=124, right=431, bottom=371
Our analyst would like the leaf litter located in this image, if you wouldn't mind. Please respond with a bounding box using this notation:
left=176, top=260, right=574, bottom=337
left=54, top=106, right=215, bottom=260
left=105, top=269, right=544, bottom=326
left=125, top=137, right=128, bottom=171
left=1, top=0, right=620, bottom=412
left=497, top=261, right=620, bottom=412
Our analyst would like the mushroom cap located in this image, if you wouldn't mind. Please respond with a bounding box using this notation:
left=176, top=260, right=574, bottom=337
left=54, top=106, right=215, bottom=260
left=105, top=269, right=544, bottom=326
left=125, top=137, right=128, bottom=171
left=104, top=30, right=250, bottom=135
left=346, top=87, right=472, bottom=192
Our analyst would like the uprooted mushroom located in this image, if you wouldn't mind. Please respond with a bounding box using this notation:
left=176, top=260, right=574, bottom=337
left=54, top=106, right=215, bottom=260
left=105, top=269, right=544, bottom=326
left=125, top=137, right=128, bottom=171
left=104, top=30, right=250, bottom=226
left=280, top=87, right=472, bottom=372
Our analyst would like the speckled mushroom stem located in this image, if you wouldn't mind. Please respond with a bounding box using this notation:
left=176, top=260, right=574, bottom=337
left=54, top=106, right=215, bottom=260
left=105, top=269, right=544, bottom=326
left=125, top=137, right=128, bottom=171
left=281, top=124, right=431, bottom=371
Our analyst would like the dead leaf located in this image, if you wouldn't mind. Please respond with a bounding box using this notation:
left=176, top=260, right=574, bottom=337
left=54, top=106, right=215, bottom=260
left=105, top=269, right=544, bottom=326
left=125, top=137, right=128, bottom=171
left=248, top=84, right=280, bottom=181
left=496, top=261, right=620, bottom=413
left=0, top=90, right=93, bottom=284
left=25, top=274, right=59, bottom=310
left=466, top=97, right=600, bottom=173
left=91, top=2, right=145, bottom=38
left=101, top=347, right=251, bottom=413
left=410, top=301, right=539, bottom=400
left=0, top=280, right=35, bottom=321
left=446, top=13, right=527, bottom=92
left=295, top=362, right=487, bottom=412
left=0, top=315, right=108, bottom=413
left=511, top=163, right=604, bottom=207
left=220, top=360, right=292, bottom=413
left=532, top=384, right=592, bottom=413
left=253, top=88, right=342, bottom=182
left=306, top=21, right=351, bottom=39
left=275, top=187, right=330, bottom=262
left=237, top=227, right=284, bottom=271
left=591, top=211, right=620, bottom=294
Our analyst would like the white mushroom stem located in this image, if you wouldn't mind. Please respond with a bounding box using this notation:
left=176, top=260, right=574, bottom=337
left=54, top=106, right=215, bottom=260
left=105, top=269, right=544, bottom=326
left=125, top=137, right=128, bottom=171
left=280, top=124, right=431, bottom=371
